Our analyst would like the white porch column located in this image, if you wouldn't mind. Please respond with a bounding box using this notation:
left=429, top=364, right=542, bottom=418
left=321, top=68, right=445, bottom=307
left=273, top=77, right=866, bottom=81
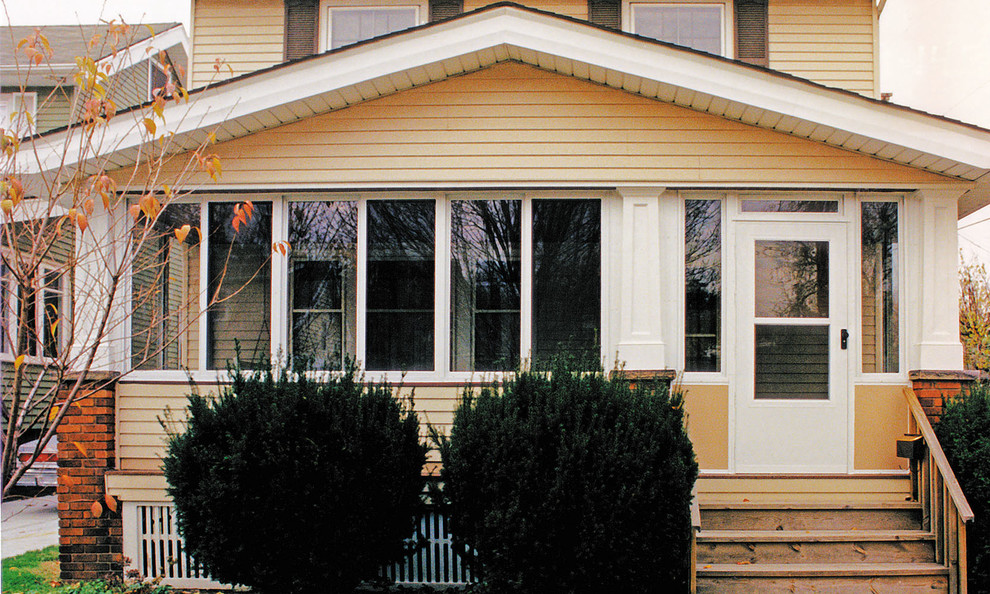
left=71, top=203, right=130, bottom=372
left=614, top=187, right=666, bottom=369
left=912, top=188, right=966, bottom=370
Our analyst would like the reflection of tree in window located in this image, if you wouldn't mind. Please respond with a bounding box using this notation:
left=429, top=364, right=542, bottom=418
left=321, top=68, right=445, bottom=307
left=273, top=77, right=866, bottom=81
left=131, top=204, right=200, bottom=370
left=288, top=202, right=357, bottom=370
left=861, top=202, right=898, bottom=373
left=685, top=199, right=720, bottom=371
left=366, top=200, right=435, bottom=371
left=207, top=202, right=272, bottom=369
left=450, top=200, right=520, bottom=372
left=532, top=199, right=600, bottom=368
left=755, top=241, right=828, bottom=319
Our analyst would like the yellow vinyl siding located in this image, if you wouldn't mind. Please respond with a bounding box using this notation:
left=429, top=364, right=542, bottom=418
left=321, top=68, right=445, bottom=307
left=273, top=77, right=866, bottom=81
left=463, top=0, right=587, bottom=19
left=117, top=381, right=456, bottom=471
left=34, top=86, right=73, bottom=133
left=145, top=62, right=948, bottom=187
left=768, top=0, right=877, bottom=97
left=854, top=384, right=910, bottom=471
left=191, top=0, right=285, bottom=89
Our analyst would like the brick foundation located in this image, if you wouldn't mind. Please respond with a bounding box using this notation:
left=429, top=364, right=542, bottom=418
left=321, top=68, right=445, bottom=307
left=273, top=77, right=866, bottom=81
left=908, top=370, right=979, bottom=425
left=57, top=372, right=122, bottom=582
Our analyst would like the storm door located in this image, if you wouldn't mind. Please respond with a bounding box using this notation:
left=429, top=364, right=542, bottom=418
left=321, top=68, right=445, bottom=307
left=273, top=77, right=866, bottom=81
left=734, top=222, right=850, bottom=473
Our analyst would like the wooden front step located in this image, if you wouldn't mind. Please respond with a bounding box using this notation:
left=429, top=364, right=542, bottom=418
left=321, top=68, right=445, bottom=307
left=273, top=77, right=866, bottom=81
left=697, top=562, right=949, bottom=593
left=700, top=502, right=923, bottom=531
left=698, top=530, right=935, bottom=564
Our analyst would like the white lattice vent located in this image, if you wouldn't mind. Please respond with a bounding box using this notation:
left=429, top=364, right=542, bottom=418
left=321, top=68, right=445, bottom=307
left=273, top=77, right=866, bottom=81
left=123, top=503, right=475, bottom=588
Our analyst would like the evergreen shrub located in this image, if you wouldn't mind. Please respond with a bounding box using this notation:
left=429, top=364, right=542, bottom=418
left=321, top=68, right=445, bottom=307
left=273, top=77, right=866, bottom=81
left=935, top=380, right=990, bottom=591
left=438, top=367, right=699, bottom=593
left=162, top=365, right=428, bottom=594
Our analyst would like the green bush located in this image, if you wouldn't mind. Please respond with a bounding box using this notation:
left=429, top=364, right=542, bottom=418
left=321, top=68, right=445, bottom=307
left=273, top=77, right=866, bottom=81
left=935, top=380, right=990, bottom=591
left=162, top=365, right=428, bottom=594
left=438, top=367, right=698, bottom=593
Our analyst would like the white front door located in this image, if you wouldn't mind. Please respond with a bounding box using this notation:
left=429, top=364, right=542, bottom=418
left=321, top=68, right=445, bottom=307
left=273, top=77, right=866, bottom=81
left=734, top=222, right=850, bottom=473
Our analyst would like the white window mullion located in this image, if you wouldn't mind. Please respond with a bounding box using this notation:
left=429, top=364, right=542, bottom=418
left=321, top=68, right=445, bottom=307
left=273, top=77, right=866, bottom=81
left=197, top=202, right=209, bottom=371
left=520, top=197, right=533, bottom=366
left=355, top=197, right=368, bottom=370
left=270, top=196, right=289, bottom=365
left=434, top=195, right=448, bottom=376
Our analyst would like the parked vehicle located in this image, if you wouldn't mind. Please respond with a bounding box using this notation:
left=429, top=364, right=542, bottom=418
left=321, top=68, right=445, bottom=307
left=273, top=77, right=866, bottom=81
left=16, top=436, right=57, bottom=488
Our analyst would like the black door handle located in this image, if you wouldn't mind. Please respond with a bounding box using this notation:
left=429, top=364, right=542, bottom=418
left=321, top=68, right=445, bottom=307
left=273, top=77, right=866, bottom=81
left=841, top=329, right=849, bottom=350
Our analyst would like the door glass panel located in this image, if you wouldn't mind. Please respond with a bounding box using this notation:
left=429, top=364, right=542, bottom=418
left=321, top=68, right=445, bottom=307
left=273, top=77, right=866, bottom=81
left=755, top=240, right=829, bottom=318
left=755, top=324, right=829, bottom=400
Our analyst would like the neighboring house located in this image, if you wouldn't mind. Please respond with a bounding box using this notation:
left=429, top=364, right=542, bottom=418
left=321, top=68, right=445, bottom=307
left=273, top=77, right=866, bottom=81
left=0, top=23, right=188, bottom=136
left=16, top=0, right=990, bottom=590
left=0, top=23, right=188, bottom=455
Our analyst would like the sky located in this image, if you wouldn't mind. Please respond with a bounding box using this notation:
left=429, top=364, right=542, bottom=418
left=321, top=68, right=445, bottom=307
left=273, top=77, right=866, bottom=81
left=4, top=0, right=989, bottom=266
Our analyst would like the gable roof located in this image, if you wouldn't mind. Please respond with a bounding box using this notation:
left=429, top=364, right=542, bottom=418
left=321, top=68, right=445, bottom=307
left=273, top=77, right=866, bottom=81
left=19, top=4, right=990, bottom=214
left=1, top=23, right=188, bottom=86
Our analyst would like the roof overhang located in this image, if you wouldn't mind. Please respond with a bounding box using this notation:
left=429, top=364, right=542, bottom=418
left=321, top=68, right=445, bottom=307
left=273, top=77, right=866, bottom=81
left=19, top=4, right=990, bottom=214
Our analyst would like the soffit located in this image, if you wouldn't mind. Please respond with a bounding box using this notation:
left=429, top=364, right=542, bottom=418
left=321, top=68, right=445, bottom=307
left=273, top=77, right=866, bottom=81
left=20, top=4, right=990, bottom=210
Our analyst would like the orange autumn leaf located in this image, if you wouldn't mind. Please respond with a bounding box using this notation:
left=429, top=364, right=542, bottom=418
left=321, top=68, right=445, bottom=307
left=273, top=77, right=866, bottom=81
left=174, top=224, right=191, bottom=243
left=71, top=441, right=88, bottom=457
left=76, top=212, right=88, bottom=232
left=90, top=500, right=103, bottom=518
left=14, top=354, right=25, bottom=370
left=104, top=494, right=119, bottom=513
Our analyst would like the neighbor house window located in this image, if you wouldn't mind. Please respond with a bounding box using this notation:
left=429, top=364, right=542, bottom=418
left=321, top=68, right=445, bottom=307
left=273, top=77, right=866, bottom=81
left=288, top=201, right=358, bottom=370
left=366, top=200, right=435, bottom=371
left=2, top=264, right=65, bottom=359
left=148, top=60, right=171, bottom=101
left=685, top=199, right=721, bottom=371
left=450, top=199, right=521, bottom=372
left=629, top=3, right=724, bottom=55
left=325, top=5, right=420, bottom=49
left=207, top=202, right=273, bottom=369
left=131, top=204, right=201, bottom=370
left=861, top=201, right=899, bottom=373
left=0, top=92, right=37, bottom=137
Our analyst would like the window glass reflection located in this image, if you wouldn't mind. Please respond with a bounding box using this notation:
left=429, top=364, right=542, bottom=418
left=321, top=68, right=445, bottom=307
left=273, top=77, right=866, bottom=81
left=366, top=200, right=435, bottom=371
left=288, top=202, right=357, bottom=370
left=450, top=200, right=521, bottom=372
left=132, top=204, right=200, bottom=370
left=755, top=240, right=829, bottom=318
left=532, top=199, right=601, bottom=368
left=685, top=199, right=721, bottom=371
left=861, top=202, right=898, bottom=373
left=207, top=202, right=272, bottom=369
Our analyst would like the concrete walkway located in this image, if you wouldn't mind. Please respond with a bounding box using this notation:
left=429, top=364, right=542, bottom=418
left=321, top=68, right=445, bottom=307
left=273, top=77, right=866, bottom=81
left=2, top=494, right=58, bottom=559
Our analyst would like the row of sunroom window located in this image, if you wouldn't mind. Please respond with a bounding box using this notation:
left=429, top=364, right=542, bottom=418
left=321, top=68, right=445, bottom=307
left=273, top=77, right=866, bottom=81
left=124, top=192, right=899, bottom=377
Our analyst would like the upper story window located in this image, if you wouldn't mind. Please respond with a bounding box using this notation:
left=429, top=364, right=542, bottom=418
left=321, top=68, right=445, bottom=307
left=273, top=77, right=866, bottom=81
left=321, top=2, right=424, bottom=50
left=0, top=92, right=37, bottom=137
left=627, top=3, right=726, bottom=56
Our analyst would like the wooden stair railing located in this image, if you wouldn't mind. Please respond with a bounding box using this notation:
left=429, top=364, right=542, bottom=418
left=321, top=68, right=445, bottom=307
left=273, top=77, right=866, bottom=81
left=903, top=387, right=975, bottom=593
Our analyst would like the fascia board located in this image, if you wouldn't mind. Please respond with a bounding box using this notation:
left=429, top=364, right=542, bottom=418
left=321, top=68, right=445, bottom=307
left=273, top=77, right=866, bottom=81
left=96, top=24, right=190, bottom=78
left=19, top=6, right=990, bottom=175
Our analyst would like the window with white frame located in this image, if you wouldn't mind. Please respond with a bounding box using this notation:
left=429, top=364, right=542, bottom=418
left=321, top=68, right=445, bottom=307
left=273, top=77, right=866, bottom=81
left=0, top=92, right=37, bottom=137
left=0, top=263, right=66, bottom=359
left=148, top=60, right=171, bottom=101
left=324, top=4, right=421, bottom=50
left=628, top=3, right=725, bottom=56
left=136, top=196, right=602, bottom=373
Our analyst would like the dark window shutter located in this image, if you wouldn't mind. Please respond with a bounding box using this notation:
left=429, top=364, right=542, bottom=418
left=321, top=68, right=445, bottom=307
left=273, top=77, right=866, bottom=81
left=430, top=0, right=463, bottom=22
left=588, top=0, right=620, bottom=29
left=285, top=0, right=318, bottom=61
left=735, top=0, right=768, bottom=66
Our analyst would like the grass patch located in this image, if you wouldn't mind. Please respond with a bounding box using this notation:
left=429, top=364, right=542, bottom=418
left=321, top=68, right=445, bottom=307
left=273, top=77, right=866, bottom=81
left=2, top=545, right=60, bottom=594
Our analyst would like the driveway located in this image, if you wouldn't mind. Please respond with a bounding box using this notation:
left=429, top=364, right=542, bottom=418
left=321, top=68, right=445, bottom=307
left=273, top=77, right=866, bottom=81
left=2, top=494, right=58, bottom=558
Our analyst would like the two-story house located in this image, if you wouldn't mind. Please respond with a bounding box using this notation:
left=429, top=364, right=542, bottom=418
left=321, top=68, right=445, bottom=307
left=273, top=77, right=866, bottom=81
left=0, top=23, right=188, bottom=135
left=19, top=0, right=990, bottom=590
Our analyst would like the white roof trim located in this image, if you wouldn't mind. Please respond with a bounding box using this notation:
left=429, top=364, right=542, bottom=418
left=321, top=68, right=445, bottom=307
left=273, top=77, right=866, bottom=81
left=19, top=5, right=990, bottom=185
left=95, top=23, right=189, bottom=79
